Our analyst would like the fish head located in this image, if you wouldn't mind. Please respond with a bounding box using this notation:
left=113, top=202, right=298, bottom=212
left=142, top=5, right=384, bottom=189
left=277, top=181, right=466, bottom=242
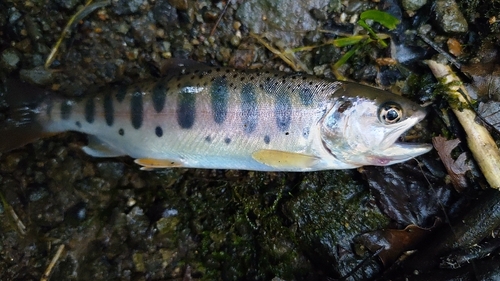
left=320, top=82, right=432, bottom=167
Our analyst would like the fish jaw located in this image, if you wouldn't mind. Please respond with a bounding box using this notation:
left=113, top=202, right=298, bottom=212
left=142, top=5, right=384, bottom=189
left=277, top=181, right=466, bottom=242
left=366, top=142, right=433, bottom=166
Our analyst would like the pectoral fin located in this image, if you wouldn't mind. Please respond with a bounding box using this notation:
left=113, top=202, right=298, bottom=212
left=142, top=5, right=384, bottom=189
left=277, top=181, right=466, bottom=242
left=82, top=136, right=125, bottom=157
left=252, top=149, right=319, bottom=170
left=135, top=158, right=184, bottom=170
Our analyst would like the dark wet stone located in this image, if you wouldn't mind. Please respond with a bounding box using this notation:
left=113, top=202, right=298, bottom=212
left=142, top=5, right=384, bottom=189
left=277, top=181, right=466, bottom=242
left=402, top=0, right=427, bottom=11
left=236, top=0, right=330, bottom=45
left=153, top=0, right=179, bottom=28
left=19, top=66, right=53, bottom=85
left=55, top=0, right=80, bottom=9
left=1, top=48, right=20, bottom=72
left=433, top=0, right=468, bottom=33
left=29, top=187, right=49, bottom=202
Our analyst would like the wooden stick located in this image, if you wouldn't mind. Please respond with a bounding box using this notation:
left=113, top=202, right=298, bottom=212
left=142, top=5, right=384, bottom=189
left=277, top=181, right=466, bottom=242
left=427, top=60, right=500, bottom=189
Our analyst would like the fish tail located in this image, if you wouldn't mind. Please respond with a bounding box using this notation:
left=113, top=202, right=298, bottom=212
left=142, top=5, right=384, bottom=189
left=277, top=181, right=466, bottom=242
left=0, top=79, right=55, bottom=152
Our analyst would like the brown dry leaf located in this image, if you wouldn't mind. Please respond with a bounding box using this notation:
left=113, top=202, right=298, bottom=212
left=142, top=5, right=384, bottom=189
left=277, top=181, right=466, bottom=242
left=355, top=224, right=434, bottom=266
left=478, top=101, right=500, bottom=133
left=432, top=136, right=470, bottom=192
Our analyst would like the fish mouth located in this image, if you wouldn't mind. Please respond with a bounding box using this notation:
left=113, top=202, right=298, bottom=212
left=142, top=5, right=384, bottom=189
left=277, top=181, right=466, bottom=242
left=371, top=112, right=432, bottom=165
left=368, top=142, right=433, bottom=166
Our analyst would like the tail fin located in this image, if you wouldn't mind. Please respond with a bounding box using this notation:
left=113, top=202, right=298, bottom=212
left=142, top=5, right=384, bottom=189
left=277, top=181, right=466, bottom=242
left=0, top=79, right=50, bottom=152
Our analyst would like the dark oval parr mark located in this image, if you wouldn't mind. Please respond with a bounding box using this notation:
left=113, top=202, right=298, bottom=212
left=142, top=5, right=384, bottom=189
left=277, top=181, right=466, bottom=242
left=104, top=93, right=114, bottom=126
left=130, top=88, right=143, bottom=130
left=241, top=83, right=258, bottom=134
left=152, top=82, right=167, bottom=113
left=210, top=76, right=229, bottom=124
left=177, top=88, right=196, bottom=129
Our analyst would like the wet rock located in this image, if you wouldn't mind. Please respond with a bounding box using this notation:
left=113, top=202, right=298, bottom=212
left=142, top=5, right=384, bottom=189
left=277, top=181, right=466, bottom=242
left=19, top=66, right=53, bottom=85
left=153, top=1, right=179, bottom=29
left=8, top=7, right=21, bottom=24
left=168, top=0, right=188, bottom=11
left=111, top=0, right=144, bottom=15
left=55, top=0, right=80, bottom=9
left=433, top=0, right=468, bottom=33
left=1, top=48, right=21, bottom=72
left=236, top=0, right=330, bottom=45
left=402, top=0, right=427, bottom=12
left=28, top=186, right=49, bottom=202
left=131, top=18, right=157, bottom=47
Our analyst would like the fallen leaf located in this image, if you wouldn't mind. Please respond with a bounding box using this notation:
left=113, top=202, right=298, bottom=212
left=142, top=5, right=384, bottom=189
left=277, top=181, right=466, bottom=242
left=432, top=136, right=470, bottom=192
left=355, top=223, right=436, bottom=266
left=361, top=163, right=452, bottom=227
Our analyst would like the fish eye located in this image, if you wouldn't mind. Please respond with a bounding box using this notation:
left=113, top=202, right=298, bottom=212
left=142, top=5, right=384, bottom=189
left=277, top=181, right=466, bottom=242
left=379, top=102, right=403, bottom=124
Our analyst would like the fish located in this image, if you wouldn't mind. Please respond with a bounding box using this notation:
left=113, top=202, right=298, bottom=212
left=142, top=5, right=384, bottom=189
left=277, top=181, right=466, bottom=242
left=0, top=59, right=432, bottom=171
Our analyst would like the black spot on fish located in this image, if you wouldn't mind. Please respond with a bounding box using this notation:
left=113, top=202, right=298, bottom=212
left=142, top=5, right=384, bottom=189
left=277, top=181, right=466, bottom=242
left=104, top=93, right=114, bottom=126
left=75, top=121, right=81, bottom=128
left=61, top=100, right=72, bottom=120
left=215, top=67, right=221, bottom=72
left=232, top=74, right=238, bottom=78
left=118, top=128, right=124, bottom=136
left=264, top=135, right=270, bottom=144
left=85, top=98, right=95, bottom=124
left=116, top=85, right=127, bottom=102
left=224, top=137, right=231, bottom=144
left=302, top=127, right=310, bottom=139
left=155, top=126, right=163, bottom=137
left=299, top=87, right=314, bottom=106
left=285, top=132, right=289, bottom=135
left=205, top=136, right=212, bottom=142
left=210, top=76, right=229, bottom=124
left=177, top=87, right=196, bottom=129
left=130, top=88, right=143, bottom=130
left=241, top=83, right=258, bottom=134
left=152, top=81, right=167, bottom=113
left=208, top=69, right=213, bottom=74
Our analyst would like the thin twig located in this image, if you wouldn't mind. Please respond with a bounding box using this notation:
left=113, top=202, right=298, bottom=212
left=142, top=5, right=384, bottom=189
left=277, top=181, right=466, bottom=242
left=210, top=1, right=231, bottom=37
left=45, top=0, right=111, bottom=69
left=40, top=244, right=66, bottom=281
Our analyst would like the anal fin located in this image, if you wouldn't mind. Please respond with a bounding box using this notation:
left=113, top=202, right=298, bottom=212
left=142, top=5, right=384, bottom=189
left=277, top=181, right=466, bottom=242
left=252, top=149, right=319, bottom=170
left=135, top=158, right=184, bottom=170
left=82, top=136, right=125, bottom=158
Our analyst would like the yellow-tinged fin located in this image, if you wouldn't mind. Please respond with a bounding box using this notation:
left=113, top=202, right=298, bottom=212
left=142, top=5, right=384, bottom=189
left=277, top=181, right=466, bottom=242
left=134, top=158, right=184, bottom=170
left=252, top=149, right=319, bottom=169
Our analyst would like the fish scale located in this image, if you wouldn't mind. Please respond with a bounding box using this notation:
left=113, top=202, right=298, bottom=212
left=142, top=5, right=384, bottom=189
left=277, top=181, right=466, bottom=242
left=0, top=59, right=433, bottom=171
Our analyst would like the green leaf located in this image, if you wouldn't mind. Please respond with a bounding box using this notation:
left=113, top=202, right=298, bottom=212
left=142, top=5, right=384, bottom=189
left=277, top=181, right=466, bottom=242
left=332, top=35, right=367, bottom=47
left=360, top=10, right=400, bottom=30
